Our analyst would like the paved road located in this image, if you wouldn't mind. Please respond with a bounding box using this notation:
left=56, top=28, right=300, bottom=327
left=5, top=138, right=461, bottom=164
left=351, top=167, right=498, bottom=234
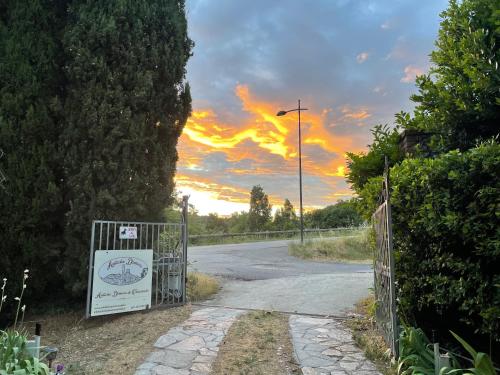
left=188, top=240, right=373, bottom=316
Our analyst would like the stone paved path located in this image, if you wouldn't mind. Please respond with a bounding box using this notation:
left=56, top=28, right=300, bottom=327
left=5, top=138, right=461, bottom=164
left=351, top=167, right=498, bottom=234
left=135, top=307, right=243, bottom=375
left=289, top=315, right=381, bottom=375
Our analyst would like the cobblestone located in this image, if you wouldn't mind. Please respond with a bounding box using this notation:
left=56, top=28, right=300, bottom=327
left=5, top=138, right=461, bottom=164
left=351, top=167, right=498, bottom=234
left=135, top=307, right=242, bottom=375
left=289, top=315, right=381, bottom=375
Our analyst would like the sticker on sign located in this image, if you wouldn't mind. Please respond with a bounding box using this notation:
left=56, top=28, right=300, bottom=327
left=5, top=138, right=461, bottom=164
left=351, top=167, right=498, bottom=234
left=119, top=226, right=137, bottom=239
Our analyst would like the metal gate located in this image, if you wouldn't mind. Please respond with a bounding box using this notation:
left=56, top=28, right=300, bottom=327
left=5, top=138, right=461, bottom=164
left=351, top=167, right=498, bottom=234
left=85, top=197, right=189, bottom=318
left=373, top=162, right=399, bottom=358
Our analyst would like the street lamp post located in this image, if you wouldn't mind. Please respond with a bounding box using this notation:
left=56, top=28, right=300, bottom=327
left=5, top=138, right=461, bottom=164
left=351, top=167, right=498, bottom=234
left=277, top=100, right=308, bottom=244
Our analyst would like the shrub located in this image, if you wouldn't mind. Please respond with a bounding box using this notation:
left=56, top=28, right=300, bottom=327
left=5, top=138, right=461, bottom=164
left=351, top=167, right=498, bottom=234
left=389, top=142, right=499, bottom=349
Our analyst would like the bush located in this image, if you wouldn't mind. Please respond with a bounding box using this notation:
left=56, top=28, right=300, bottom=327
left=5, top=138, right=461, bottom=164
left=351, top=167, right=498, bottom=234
left=389, top=142, right=499, bottom=349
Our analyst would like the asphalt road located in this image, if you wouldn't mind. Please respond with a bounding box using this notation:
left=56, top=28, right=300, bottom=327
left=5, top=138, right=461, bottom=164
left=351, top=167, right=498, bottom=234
left=188, top=240, right=373, bottom=316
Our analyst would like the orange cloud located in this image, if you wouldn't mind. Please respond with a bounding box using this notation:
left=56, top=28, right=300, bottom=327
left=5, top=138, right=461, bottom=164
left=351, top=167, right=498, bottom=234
left=176, top=174, right=249, bottom=203
left=341, top=106, right=372, bottom=120
left=177, top=84, right=364, bottom=212
left=176, top=172, right=287, bottom=207
left=182, top=84, right=355, bottom=161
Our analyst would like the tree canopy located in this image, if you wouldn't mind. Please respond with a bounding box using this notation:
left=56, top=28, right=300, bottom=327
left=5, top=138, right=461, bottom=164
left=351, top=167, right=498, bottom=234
left=248, top=185, right=272, bottom=231
left=0, top=0, right=67, bottom=300
left=274, top=198, right=298, bottom=230
left=401, top=0, right=500, bottom=151
left=0, top=0, right=192, bottom=298
left=346, top=124, right=403, bottom=193
left=62, top=0, right=192, bottom=294
left=305, top=200, right=363, bottom=229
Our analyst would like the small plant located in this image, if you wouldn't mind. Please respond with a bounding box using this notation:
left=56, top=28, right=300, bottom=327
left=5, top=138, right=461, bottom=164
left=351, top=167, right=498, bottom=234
left=397, top=325, right=497, bottom=375
left=440, top=332, right=497, bottom=375
left=397, top=325, right=439, bottom=374
left=13, top=270, right=29, bottom=329
left=0, top=270, right=50, bottom=375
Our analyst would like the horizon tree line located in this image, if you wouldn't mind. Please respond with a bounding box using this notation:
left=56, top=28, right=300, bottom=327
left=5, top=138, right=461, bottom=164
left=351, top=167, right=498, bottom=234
left=165, top=184, right=362, bottom=235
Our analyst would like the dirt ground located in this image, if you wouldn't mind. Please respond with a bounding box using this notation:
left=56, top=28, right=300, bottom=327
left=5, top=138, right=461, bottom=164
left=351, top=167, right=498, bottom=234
left=211, top=311, right=301, bottom=375
left=22, top=305, right=191, bottom=375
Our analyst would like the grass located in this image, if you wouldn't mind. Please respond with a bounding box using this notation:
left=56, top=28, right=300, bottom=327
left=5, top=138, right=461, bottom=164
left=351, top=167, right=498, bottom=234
left=288, top=229, right=373, bottom=263
left=187, top=271, right=220, bottom=302
left=20, top=305, right=191, bottom=375
left=13, top=272, right=216, bottom=374
left=189, top=227, right=367, bottom=246
left=211, top=311, right=300, bottom=375
left=345, top=295, right=396, bottom=375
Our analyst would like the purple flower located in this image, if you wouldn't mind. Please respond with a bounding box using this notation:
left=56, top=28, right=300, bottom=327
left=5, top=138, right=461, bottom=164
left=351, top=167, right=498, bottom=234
left=56, top=363, right=64, bottom=373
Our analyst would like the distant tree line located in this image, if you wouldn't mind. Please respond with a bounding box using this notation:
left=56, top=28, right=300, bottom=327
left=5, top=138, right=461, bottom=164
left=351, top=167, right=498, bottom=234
left=165, top=185, right=362, bottom=235
left=0, top=0, right=192, bottom=304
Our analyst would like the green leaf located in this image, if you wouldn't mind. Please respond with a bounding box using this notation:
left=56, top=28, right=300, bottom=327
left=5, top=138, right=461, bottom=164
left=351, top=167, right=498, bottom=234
left=450, top=331, right=477, bottom=358
left=474, top=352, right=497, bottom=375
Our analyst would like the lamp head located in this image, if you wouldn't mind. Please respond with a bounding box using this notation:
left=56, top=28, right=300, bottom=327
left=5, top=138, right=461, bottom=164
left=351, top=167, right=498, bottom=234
left=276, top=110, right=287, bottom=116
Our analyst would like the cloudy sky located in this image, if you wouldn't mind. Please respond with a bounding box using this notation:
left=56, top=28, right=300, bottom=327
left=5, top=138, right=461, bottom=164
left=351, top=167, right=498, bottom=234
left=176, top=0, right=449, bottom=215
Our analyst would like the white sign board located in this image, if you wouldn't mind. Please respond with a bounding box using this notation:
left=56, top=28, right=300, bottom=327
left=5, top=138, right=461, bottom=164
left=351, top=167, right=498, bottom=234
left=119, top=226, right=137, bottom=239
left=90, top=250, right=153, bottom=317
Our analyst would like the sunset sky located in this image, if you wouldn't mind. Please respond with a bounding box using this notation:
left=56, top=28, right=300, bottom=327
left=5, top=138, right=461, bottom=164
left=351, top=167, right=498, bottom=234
left=176, top=0, right=449, bottom=215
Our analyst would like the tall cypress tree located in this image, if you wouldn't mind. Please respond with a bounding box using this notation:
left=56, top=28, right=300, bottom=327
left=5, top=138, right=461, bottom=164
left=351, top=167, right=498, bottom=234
left=0, top=0, right=67, bottom=299
left=61, top=0, right=192, bottom=293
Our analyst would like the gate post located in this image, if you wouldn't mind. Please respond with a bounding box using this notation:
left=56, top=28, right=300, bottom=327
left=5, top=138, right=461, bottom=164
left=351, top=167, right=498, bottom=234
left=182, top=195, right=189, bottom=303
left=385, top=169, right=399, bottom=358
left=85, top=221, right=96, bottom=319
left=373, top=159, right=399, bottom=359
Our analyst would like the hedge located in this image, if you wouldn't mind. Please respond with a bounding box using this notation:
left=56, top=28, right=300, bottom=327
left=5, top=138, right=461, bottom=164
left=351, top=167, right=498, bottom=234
left=388, top=142, right=499, bottom=347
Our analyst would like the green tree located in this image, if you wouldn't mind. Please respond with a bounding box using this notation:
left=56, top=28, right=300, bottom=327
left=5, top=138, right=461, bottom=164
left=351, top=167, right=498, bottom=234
left=273, top=198, right=298, bottom=230
left=205, top=213, right=228, bottom=233
left=0, top=0, right=68, bottom=299
left=61, top=0, right=192, bottom=294
left=404, top=0, right=500, bottom=151
left=347, top=0, right=500, bottom=195
left=248, top=185, right=272, bottom=231
left=346, top=124, right=403, bottom=193
left=305, top=200, right=363, bottom=228
left=227, top=211, right=249, bottom=233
